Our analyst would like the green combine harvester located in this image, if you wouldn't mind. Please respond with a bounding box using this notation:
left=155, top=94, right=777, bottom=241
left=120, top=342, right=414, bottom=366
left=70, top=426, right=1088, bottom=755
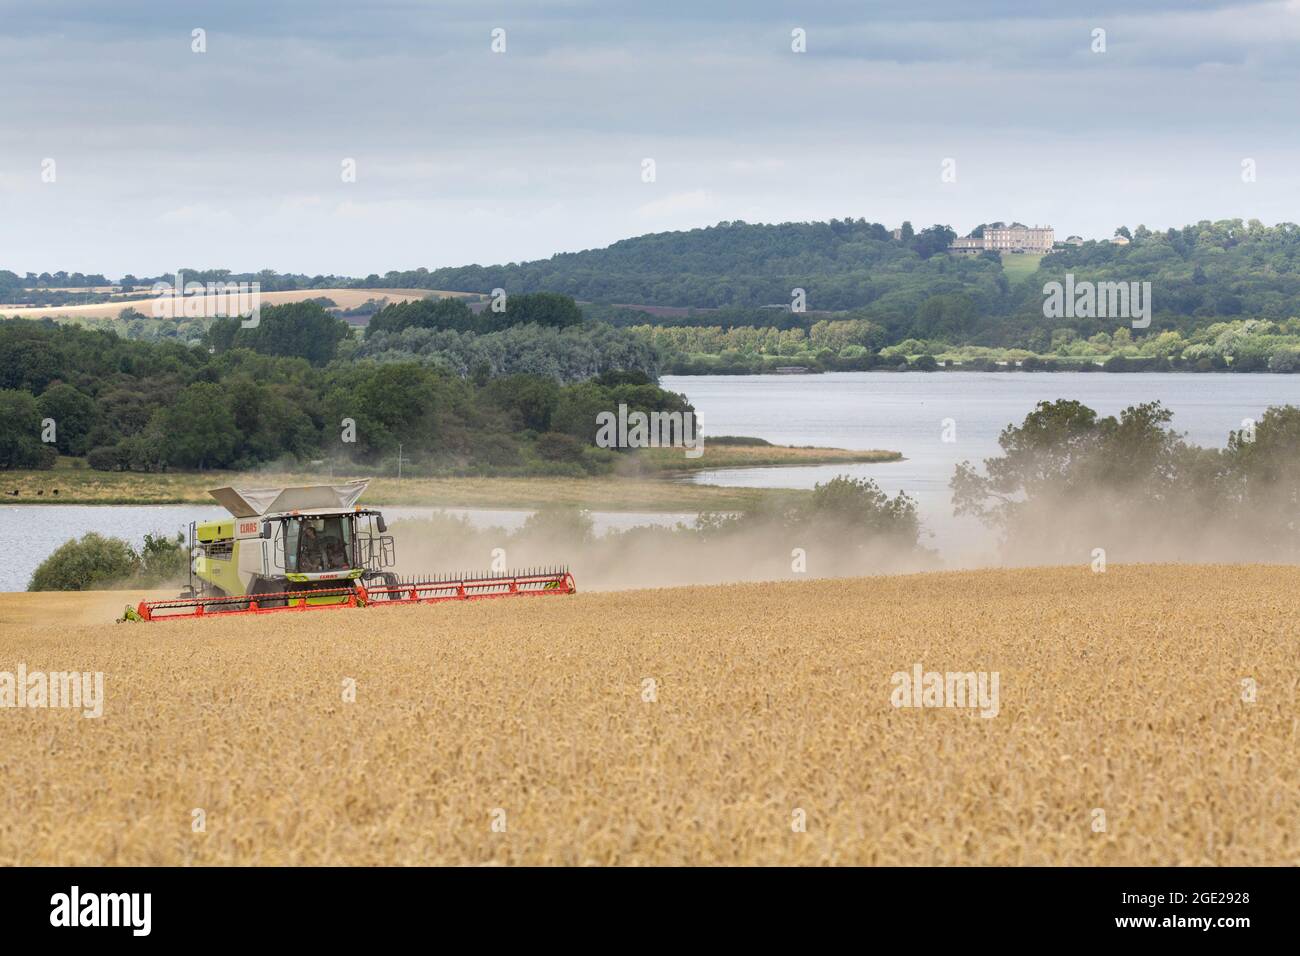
left=125, top=480, right=575, bottom=621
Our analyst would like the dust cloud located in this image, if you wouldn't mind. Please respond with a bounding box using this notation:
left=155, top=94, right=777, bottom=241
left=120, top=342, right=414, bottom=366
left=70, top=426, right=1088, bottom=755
left=387, top=484, right=1297, bottom=592
left=389, top=512, right=938, bottom=593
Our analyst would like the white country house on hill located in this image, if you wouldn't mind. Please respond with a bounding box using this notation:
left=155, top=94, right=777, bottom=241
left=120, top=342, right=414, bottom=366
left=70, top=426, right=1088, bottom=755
left=949, top=223, right=1055, bottom=255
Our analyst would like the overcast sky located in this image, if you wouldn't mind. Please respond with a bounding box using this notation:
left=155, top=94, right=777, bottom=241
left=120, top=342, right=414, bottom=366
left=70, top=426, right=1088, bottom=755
left=2, top=0, right=1298, bottom=277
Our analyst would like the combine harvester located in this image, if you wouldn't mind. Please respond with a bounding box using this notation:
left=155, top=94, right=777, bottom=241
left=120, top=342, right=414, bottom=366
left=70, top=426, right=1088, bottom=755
left=124, top=480, right=574, bottom=622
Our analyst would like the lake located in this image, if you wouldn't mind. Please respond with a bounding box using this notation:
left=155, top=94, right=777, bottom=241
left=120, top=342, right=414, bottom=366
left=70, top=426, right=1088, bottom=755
left=8, top=372, right=1299, bottom=590
left=662, top=372, right=1300, bottom=560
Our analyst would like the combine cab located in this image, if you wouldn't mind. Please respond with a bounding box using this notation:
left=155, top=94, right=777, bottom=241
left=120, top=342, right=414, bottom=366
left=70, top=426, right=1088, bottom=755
left=187, top=480, right=393, bottom=607
left=125, top=480, right=575, bottom=621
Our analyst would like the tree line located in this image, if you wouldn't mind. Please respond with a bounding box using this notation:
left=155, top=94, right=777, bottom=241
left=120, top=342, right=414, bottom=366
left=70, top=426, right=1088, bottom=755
left=10, top=215, right=1300, bottom=366
left=0, top=314, right=689, bottom=475
left=361, top=217, right=1300, bottom=349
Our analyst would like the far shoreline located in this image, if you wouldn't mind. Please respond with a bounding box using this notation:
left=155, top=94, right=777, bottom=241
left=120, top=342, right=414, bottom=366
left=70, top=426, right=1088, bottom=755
left=0, top=444, right=901, bottom=511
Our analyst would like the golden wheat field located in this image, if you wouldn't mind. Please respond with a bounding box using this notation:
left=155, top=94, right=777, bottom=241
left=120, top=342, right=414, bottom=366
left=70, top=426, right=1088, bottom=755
left=0, top=564, right=1296, bottom=866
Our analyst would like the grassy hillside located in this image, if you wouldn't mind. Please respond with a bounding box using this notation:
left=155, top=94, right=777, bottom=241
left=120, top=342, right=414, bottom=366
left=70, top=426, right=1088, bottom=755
left=373, top=218, right=995, bottom=316
left=999, top=252, right=1044, bottom=284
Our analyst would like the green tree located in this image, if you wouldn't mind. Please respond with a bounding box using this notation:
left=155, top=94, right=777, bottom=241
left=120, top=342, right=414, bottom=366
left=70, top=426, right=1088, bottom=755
left=0, top=389, right=57, bottom=469
left=137, top=532, right=188, bottom=584
left=365, top=297, right=478, bottom=338
left=208, top=302, right=351, bottom=365
left=484, top=374, right=560, bottom=432
left=28, top=533, right=139, bottom=590
left=914, top=294, right=976, bottom=338
left=1224, top=405, right=1300, bottom=552
left=36, top=382, right=98, bottom=455
left=804, top=476, right=919, bottom=547
left=946, top=400, right=1274, bottom=562
left=499, top=292, right=584, bottom=329
left=952, top=399, right=1104, bottom=523
left=157, top=382, right=242, bottom=469
left=323, top=364, right=446, bottom=460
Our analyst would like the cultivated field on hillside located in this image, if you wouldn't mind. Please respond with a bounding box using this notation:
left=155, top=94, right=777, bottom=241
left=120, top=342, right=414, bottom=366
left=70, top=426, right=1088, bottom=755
left=0, top=565, right=1295, bottom=865
left=0, top=288, right=473, bottom=319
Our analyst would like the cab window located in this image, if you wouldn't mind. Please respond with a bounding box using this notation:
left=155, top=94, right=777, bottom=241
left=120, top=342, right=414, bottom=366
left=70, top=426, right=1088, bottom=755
left=293, top=516, right=352, bottom=572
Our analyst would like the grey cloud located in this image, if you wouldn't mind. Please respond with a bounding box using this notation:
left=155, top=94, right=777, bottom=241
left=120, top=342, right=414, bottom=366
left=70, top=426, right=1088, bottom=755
left=0, top=0, right=1296, bottom=275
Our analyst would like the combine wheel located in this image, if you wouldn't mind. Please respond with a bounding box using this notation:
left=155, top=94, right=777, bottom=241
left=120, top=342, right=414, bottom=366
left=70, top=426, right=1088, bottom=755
left=251, top=578, right=289, bottom=609
left=362, top=571, right=402, bottom=599
left=196, top=585, right=241, bottom=610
